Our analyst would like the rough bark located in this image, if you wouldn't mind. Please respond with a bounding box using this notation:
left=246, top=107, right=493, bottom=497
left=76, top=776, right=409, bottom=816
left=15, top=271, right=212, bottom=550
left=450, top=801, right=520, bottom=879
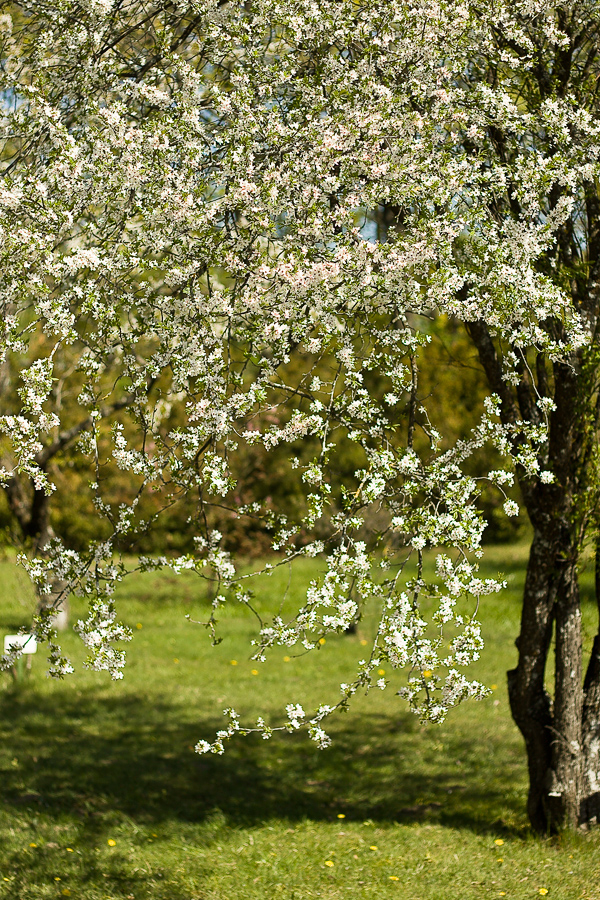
left=580, top=548, right=600, bottom=827
left=507, top=529, right=555, bottom=832
left=550, top=555, right=584, bottom=828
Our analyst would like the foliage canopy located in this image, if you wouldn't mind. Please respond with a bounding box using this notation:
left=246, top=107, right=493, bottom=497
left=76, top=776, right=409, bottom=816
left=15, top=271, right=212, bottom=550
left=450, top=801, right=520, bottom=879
left=2, top=0, right=600, bottom=829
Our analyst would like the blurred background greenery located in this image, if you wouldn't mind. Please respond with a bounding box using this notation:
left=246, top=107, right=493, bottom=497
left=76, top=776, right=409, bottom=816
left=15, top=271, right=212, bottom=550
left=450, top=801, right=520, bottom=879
left=0, top=318, right=526, bottom=559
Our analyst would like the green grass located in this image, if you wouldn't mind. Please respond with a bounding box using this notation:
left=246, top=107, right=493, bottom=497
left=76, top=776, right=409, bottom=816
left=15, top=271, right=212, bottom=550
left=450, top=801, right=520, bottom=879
left=0, top=544, right=599, bottom=899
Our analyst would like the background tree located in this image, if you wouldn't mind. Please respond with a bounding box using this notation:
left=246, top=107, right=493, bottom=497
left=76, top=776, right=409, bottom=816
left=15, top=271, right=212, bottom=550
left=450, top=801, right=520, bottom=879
left=0, top=0, right=597, bottom=832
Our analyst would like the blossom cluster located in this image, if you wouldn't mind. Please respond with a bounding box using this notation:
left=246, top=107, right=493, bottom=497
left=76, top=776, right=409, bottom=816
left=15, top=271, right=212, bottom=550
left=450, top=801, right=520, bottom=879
left=0, top=1, right=595, bottom=743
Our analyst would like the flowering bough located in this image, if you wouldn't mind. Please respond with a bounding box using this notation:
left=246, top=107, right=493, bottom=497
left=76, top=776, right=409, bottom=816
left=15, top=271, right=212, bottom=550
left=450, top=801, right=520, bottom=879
left=1, top=0, right=599, bottom=829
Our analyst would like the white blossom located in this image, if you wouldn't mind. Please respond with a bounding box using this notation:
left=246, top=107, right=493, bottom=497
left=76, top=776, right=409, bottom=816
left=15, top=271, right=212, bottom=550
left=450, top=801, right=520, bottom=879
left=0, top=0, right=591, bottom=752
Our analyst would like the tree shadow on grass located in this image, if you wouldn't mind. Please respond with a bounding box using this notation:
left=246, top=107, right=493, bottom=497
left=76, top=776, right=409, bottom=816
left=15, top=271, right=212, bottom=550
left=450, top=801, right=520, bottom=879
left=0, top=686, right=527, bottom=841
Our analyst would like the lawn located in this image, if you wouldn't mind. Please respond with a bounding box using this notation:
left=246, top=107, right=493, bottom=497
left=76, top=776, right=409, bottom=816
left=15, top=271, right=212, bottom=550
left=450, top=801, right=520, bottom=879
left=0, top=544, right=598, bottom=899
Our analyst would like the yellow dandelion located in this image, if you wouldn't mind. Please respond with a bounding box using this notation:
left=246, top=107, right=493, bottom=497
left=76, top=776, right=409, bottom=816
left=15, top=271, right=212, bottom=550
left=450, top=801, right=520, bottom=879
left=325, top=860, right=334, bottom=867
left=539, top=891, right=548, bottom=896
left=136, top=623, right=143, bottom=630
left=491, top=683, right=497, bottom=690
left=230, top=659, right=237, bottom=665
left=389, top=876, right=399, bottom=881
left=422, top=669, right=433, bottom=678
left=494, top=839, right=504, bottom=846
left=283, top=656, right=291, bottom=662
left=337, top=813, right=346, bottom=819
left=152, top=833, right=157, bottom=838
left=66, top=848, right=73, bottom=853
left=497, top=857, right=503, bottom=862
left=378, top=669, right=385, bottom=675
left=319, top=638, right=326, bottom=645
left=29, top=843, right=37, bottom=848
left=107, top=839, right=116, bottom=847
left=369, top=845, right=378, bottom=851
left=251, top=668, right=258, bottom=675
left=3, top=878, right=9, bottom=882
left=54, top=877, right=61, bottom=881
left=61, top=890, right=71, bottom=897
left=360, top=639, right=368, bottom=645
left=500, top=894, right=506, bottom=897
left=173, top=658, right=179, bottom=663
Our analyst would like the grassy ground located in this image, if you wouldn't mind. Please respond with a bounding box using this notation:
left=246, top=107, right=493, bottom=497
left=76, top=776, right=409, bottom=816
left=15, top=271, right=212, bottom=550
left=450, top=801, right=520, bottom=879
left=0, top=544, right=598, bottom=899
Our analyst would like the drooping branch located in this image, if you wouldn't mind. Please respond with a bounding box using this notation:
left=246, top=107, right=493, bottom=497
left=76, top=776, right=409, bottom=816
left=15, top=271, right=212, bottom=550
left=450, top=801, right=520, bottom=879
left=35, top=387, right=154, bottom=468
left=3, top=378, right=157, bottom=547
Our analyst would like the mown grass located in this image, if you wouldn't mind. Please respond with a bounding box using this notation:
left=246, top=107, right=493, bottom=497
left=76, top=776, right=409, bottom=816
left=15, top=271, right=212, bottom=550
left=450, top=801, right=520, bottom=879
left=0, top=544, right=598, bottom=899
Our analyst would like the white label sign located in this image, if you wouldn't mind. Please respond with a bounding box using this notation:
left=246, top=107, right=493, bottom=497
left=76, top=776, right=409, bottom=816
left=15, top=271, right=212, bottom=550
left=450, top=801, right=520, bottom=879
left=3, top=634, right=37, bottom=654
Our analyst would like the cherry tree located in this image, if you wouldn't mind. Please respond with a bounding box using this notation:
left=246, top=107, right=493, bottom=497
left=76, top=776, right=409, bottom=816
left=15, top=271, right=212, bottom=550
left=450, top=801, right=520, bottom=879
left=0, top=0, right=598, bottom=831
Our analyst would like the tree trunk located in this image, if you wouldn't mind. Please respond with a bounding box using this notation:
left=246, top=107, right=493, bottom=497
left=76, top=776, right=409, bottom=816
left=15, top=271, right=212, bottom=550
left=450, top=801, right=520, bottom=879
left=508, top=530, right=600, bottom=831
left=5, top=476, right=70, bottom=630
left=466, top=320, right=600, bottom=830
left=507, top=528, right=555, bottom=832
left=552, top=555, right=583, bottom=827
left=30, top=486, right=70, bottom=632
left=580, top=549, right=600, bottom=827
